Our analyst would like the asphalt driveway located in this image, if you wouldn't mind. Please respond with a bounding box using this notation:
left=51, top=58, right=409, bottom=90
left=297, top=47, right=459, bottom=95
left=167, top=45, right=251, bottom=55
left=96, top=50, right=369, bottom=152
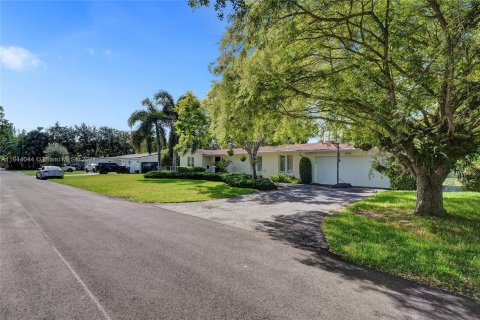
left=1, top=171, right=478, bottom=319
left=158, top=185, right=378, bottom=248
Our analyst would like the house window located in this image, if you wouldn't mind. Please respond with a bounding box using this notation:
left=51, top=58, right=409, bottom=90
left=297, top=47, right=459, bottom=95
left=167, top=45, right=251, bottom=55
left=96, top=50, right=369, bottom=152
left=187, top=157, right=194, bottom=167
left=256, top=156, right=262, bottom=172
left=279, top=155, right=293, bottom=174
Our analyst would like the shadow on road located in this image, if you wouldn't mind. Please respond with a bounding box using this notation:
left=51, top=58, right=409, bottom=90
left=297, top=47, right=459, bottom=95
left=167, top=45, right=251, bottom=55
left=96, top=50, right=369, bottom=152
left=255, top=210, right=480, bottom=320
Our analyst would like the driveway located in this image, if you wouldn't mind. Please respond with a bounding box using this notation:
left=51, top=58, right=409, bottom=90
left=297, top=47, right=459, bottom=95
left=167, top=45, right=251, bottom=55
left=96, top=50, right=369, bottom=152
left=1, top=171, right=478, bottom=320
left=158, top=185, right=378, bottom=248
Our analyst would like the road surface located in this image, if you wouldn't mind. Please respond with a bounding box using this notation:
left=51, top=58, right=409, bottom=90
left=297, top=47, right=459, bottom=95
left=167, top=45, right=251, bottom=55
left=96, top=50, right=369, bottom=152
left=1, top=170, right=478, bottom=320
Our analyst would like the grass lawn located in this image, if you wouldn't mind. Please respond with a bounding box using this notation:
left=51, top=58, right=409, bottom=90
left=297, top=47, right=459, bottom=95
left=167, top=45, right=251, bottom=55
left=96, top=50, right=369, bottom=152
left=15, top=169, right=89, bottom=176
left=51, top=173, right=255, bottom=203
left=323, top=191, right=480, bottom=299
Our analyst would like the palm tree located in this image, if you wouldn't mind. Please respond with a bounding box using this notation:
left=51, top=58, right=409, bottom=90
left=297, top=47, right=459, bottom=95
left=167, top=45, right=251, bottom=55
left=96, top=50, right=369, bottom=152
left=155, top=90, right=179, bottom=166
left=128, top=90, right=174, bottom=171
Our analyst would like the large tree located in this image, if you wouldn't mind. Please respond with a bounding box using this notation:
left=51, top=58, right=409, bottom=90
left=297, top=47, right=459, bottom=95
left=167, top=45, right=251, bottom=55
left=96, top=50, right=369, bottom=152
left=205, top=55, right=318, bottom=179
left=0, top=106, right=14, bottom=155
left=191, top=0, right=480, bottom=216
left=128, top=90, right=176, bottom=168
left=47, top=122, right=77, bottom=155
left=174, top=91, right=211, bottom=154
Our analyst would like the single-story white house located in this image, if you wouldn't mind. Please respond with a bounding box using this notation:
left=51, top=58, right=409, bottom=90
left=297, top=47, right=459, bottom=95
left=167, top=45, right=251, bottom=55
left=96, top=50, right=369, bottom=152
left=85, top=153, right=159, bottom=173
left=116, top=153, right=159, bottom=173
left=179, top=143, right=390, bottom=188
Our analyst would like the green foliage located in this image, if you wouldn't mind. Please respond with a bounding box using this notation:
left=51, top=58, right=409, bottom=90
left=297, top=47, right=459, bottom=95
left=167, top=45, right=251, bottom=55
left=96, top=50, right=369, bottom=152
left=299, top=157, right=312, bottom=184
left=390, top=173, right=417, bottom=191
left=44, top=143, right=69, bottom=166
left=226, top=148, right=234, bottom=156
left=323, top=191, right=480, bottom=299
left=177, top=166, right=206, bottom=173
left=462, top=166, right=480, bottom=192
left=129, top=89, right=177, bottom=166
left=270, top=173, right=300, bottom=184
left=240, top=155, right=246, bottom=162
left=213, top=158, right=232, bottom=173
left=52, top=174, right=254, bottom=203
left=196, top=0, right=480, bottom=215
left=144, top=171, right=276, bottom=190
left=174, top=91, right=210, bottom=154
left=373, top=158, right=416, bottom=190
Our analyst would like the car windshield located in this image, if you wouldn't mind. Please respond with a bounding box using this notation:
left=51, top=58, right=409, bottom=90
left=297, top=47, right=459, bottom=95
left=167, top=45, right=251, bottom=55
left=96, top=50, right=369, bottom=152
left=44, top=166, right=61, bottom=170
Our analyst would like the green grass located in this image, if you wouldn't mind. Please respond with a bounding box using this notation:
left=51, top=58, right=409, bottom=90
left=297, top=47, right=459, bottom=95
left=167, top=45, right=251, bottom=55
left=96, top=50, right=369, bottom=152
left=51, top=173, right=255, bottom=203
left=15, top=169, right=89, bottom=176
left=323, top=191, right=480, bottom=299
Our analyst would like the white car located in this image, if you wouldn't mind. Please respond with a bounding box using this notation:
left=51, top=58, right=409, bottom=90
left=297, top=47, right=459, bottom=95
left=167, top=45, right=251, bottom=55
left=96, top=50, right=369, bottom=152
left=85, top=163, right=97, bottom=173
left=62, top=165, right=77, bottom=172
left=36, top=166, right=64, bottom=180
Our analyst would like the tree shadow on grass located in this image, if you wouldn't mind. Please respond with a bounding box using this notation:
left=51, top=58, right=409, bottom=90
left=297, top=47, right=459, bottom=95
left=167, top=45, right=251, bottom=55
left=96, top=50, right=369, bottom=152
left=255, top=210, right=480, bottom=320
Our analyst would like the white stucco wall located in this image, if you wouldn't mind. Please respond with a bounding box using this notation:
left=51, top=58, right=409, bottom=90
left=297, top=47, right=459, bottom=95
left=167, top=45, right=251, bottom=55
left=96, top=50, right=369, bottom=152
left=178, top=148, right=390, bottom=188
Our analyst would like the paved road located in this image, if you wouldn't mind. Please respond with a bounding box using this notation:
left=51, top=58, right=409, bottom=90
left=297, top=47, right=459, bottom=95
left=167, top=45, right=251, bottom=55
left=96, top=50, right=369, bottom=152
left=1, top=171, right=478, bottom=320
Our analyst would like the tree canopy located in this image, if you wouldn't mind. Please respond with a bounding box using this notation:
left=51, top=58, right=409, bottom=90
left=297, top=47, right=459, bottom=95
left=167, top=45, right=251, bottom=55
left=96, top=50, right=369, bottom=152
left=192, top=0, right=480, bottom=216
left=174, top=91, right=211, bottom=154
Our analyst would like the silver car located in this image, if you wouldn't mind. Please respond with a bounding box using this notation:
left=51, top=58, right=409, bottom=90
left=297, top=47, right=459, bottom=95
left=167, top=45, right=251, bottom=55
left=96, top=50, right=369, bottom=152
left=36, top=166, right=64, bottom=180
left=85, top=163, right=97, bottom=173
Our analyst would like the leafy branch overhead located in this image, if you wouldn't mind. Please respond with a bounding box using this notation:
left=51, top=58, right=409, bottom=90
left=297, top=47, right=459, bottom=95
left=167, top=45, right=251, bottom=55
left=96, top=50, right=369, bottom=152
left=192, top=0, right=480, bottom=217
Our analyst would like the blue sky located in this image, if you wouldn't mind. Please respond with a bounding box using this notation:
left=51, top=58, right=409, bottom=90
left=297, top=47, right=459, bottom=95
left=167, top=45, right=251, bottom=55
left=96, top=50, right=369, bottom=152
left=0, top=0, right=227, bottom=131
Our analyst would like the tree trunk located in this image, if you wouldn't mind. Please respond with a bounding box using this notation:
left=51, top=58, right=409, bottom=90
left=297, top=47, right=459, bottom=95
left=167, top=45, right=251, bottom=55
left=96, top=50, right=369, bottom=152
left=246, top=149, right=258, bottom=180
left=154, top=124, right=162, bottom=171
left=413, top=166, right=448, bottom=217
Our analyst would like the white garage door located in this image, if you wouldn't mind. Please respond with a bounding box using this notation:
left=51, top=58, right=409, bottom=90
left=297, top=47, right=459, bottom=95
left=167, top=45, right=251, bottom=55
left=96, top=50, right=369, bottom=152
left=315, top=156, right=390, bottom=188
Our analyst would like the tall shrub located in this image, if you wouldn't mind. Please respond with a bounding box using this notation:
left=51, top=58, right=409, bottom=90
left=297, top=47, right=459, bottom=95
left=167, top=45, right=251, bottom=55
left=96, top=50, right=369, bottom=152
left=44, top=143, right=69, bottom=166
left=299, top=157, right=312, bottom=184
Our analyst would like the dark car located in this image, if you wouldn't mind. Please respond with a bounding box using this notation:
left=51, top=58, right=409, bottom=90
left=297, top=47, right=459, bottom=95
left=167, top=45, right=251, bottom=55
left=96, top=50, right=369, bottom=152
left=96, top=163, right=129, bottom=174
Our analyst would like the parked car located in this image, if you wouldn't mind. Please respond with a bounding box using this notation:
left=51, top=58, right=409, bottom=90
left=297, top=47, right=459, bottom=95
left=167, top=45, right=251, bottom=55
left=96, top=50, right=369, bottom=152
left=97, top=163, right=129, bottom=174
left=62, top=165, right=77, bottom=172
left=85, top=163, right=97, bottom=173
left=36, top=166, right=64, bottom=180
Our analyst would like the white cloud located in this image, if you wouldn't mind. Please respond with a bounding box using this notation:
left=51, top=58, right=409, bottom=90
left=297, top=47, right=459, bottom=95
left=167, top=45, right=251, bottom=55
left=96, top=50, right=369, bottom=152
left=87, top=48, right=95, bottom=57
left=102, top=49, right=112, bottom=58
left=0, top=46, right=45, bottom=71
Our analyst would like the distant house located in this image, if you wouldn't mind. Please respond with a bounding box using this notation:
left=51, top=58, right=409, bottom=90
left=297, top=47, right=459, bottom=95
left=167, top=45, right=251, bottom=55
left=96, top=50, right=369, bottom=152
left=179, top=142, right=390, bottom=188
left=115, top=153, right=159, bottom=173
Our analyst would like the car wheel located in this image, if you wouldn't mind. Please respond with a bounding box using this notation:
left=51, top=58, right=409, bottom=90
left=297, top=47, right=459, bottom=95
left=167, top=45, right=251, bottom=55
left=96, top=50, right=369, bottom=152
left=67, top=168, right=73, bottom=172
left=36, top=174, right=40, bottom=179
left=85, top=169, right=89, bottom=173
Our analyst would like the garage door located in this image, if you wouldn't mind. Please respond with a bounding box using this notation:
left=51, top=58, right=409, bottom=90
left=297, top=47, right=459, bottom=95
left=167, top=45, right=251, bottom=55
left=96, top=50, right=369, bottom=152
left=141, top=162, right=158, bottom=173
left=315, top=156, right=390, bottom=188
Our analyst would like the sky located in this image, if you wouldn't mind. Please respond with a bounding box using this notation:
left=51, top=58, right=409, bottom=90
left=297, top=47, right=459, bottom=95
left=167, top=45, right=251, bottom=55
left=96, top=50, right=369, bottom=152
left=0, top=0, right=228, bottom=131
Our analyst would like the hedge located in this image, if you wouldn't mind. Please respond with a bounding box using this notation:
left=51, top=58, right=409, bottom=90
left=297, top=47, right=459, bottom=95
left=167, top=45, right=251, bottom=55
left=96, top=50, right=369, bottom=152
left=144, top=171, right=277, bottom=190
left=270, top=173, right=300, bottom=184
left=176, top=166, right=206, bottom=173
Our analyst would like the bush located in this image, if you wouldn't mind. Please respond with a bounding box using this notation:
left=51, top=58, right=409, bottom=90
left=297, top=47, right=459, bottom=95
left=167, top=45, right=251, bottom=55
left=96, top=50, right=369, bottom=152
left=44, top=143, right=69, bottom=166
left=213, top=159, right=232, bottom=173
left=144, top=171, right=277, bottom=190
left=463, top=166, right=480, bottom=191
left=299, top=157, right=312, bottom=184
left=372, top=157, right=416, bottom=190
left=390, top=172, right=417, bottom=190
left=270, top=173, right=300, bottom=184
left=240, top=155, right=247, bottom=162
left=177, top=166, right=206, bottom=173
